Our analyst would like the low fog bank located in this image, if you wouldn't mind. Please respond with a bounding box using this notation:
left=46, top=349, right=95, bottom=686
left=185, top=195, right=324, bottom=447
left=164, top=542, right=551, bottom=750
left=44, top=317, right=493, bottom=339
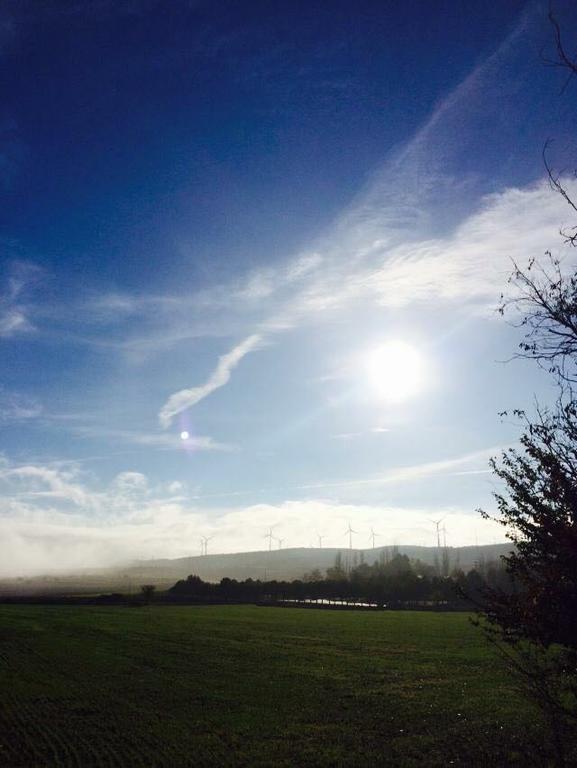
left=0, top=541, right=514, bottom=598
left=0, top=459, right=507, bottom=579
left=0, top=508, right=507, bottom=580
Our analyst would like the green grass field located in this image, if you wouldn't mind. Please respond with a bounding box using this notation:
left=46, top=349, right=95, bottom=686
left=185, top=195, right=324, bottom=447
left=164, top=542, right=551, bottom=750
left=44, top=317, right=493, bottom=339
left=0, top=605, right=544, bottom=767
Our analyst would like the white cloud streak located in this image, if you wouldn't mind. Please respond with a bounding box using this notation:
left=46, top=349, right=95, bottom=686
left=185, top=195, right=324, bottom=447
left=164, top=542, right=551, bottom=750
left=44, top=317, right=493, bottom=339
left=0, top=390, right=42, bottom=420
left=67, top=424, right=231, bottom=452
left=0, top=260, right=42, bottom=339
left=158, top=333, right=262, bottom=427
left=293, top=446, right=503, bottom=493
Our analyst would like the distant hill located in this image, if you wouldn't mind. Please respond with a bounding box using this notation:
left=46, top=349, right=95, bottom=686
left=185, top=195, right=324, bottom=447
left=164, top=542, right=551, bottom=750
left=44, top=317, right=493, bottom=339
left=128, top=543, right=513, bottom=583
left=0, top=543, right=512, bottom=597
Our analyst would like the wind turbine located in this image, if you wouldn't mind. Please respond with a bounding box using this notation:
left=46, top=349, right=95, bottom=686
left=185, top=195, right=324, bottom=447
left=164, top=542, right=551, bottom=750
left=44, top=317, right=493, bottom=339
left=203, top=535, right=214, bottom=556
left=317, top=532, right=325, bottom=549
left=264, top=527, right=275, bottom=552
left=429, top=517, right=445, bottom=549
left=440, top=524, right=450, bottom=577
left=369, top=528, right=380, bottom=549
left=276, top=537, right=284, bottom=550
left=345, top=522, right=358, bottom=550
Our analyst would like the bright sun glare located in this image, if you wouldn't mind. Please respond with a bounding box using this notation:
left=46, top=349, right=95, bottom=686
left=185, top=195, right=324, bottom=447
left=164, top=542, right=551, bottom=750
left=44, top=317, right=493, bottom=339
left=366, top=341, right=424, bottom=402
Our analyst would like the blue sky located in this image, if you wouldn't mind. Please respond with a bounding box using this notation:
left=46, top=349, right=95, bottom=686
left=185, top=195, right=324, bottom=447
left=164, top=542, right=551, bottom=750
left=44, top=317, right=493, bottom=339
left=2, top=0, right=577, bottom=574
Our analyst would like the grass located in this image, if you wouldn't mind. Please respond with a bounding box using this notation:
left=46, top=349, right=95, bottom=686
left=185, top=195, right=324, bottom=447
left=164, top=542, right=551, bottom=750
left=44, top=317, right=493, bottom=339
left=0, top=605, right=544, bottom=767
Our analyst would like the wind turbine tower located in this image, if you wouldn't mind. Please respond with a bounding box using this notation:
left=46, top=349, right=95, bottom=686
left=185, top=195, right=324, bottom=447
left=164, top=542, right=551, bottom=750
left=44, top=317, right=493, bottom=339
left=429, top=517, right=446, bottom=575
left=203, top=535, right=214, bottom=556
left=264, top=527, right=275, bottom=552
left=369, top=528, right=380, bottom=549
left=441, top=524, right=450, bottom=577
left=345, top=522, right=358, bottom=550
left=429, top=517, right=445, bottom=549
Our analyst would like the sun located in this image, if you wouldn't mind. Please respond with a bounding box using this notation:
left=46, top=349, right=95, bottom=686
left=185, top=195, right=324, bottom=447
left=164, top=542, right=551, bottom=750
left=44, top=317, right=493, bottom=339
left=366, top=341, right=424, bottom=402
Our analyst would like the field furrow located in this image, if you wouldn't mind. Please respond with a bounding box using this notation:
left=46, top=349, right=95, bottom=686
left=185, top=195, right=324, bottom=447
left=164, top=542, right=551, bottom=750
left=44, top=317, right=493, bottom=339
left=0, top=605, right=550, bottom=767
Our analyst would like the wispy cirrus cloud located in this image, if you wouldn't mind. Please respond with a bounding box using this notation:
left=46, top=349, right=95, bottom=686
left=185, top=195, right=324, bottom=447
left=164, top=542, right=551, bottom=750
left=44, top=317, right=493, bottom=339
left=0, top=260, right=43, bottom=339
left=331, top=427, right=390, bottom=440
left=0, top=309, right=28, bottom=336
left=293, top=445, right=503, bottom=493
left=184, top=444, right=500, bottom=502
left=357, top=180, right=577, bottom=310
left=158, top=333, right=263, bottom=428
left=0, top=390, right=42, bottom=421
left=68, top=424, right=231, bottom=452
left=52, top=175, right=576, bottom=357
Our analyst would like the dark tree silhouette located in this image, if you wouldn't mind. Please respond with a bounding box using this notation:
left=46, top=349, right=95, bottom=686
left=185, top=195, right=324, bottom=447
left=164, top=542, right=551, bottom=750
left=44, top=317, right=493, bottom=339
left=500, top=254, right=577, bottom=384
left=480, top=402, right=577, bottom=639
left=481, top=252, right=577, bottom=754
left=477, top=15, right=577, bottom=763
left=479, top=400, right=577, bottom=764
left=167, top=553, right=492, bottom=610
left=140, top=584, right=156, bottom=604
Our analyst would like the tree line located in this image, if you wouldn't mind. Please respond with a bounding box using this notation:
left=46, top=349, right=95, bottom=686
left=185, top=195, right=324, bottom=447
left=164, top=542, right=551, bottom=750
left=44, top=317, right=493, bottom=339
left=166, top=550, right=510, bottom=609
